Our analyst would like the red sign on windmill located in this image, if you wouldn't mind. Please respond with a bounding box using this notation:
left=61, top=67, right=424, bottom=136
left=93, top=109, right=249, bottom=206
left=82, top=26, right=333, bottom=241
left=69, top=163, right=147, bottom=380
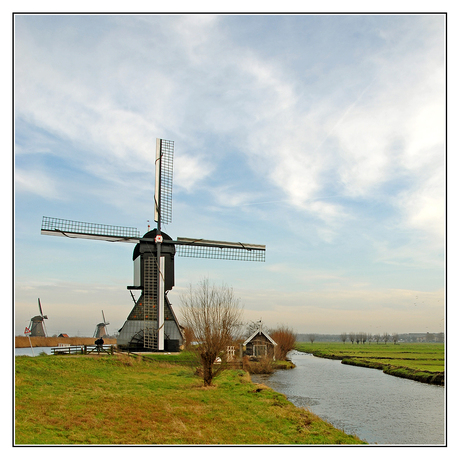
left=24, top=327, right=31, bottom=335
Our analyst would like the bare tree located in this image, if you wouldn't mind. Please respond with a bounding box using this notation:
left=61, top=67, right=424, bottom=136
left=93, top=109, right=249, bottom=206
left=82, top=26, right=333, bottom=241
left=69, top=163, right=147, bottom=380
left=382, top=332, right=390, bottom=344
left=392, top=333, right=399, bottom=345
left=270, top=325, right=297, bottom=360
left=245, top=320, right=265, bottom=337
left=340, top=332, right=348, bottom=343
left=308, top=333, right=316, bottom=344
left=374, top=333, right=381, bottom=344
left=180, top=279, right=243, bottom=386
left=349, top=332, right=356, bottom=344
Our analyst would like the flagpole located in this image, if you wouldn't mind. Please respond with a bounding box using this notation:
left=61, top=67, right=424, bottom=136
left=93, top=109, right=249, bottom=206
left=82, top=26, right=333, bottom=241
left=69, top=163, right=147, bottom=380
left=25, top=327, right=34, bottom=357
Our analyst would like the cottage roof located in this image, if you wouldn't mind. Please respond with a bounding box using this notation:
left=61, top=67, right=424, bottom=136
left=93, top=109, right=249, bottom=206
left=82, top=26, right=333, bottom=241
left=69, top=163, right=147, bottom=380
left=243, top=327, right=277, bottom=346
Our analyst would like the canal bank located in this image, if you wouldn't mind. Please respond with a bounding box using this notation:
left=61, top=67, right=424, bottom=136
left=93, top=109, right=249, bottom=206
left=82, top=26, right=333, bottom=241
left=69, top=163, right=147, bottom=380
left=15, top=336, right=117, bottom=348
left=252, top=352, right=445, bottom=445
left=296, top=342, right=444, bottom=386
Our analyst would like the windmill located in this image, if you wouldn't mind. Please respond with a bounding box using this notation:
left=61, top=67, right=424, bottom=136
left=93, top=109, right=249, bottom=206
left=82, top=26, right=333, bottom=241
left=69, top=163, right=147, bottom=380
left=41, top=138, right=266, bottom=352
left=94, top=310, right=110, bottom=338
left=29, top=298, right=48, bottom=337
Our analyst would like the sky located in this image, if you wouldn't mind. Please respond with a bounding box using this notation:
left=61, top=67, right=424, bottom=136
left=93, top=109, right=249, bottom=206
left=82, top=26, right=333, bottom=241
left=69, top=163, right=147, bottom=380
left=13, top=13, right=446, bottom=337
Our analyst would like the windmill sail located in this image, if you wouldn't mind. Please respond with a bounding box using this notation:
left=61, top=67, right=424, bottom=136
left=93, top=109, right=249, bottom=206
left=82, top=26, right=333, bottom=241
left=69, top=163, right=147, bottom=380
left=173, top=237, right=266, bottom=262
left=38, top=298, right=44, bottom=317
left=154, top=138, right=174, bottom=226
left=41, top=216, right=141, bottom=243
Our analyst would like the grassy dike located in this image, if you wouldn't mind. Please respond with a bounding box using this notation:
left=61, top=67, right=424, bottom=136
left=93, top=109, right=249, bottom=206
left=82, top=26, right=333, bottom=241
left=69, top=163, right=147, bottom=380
left=296, top=342, right=444, bottom=386
left=15, top=353, right=365, bottom=445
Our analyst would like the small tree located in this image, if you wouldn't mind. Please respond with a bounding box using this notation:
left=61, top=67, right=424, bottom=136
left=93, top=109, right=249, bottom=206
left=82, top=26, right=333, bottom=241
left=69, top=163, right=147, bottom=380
left=349, top=332, right=356, bottom=344
left=245, top=320, right=265, bottom=337
left=180, top=279, right=243, bottom=386
left=383, top=332, right=390, bottom=344
left=392, top=333, right=399, bottom=344
left=340, top=332, right=347, bottom=344
left=308, top=333, right=316, bottom=344
left=270, top=325, right=296, bottom=361
left=374, top=333, right=381, bottom=344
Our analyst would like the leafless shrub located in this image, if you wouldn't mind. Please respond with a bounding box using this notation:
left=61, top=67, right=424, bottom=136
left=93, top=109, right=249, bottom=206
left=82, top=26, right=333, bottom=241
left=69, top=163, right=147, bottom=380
left=182, top=326, right=196, bottom=351
left=243, top=356, right=274, bottom=374
left=180, top=279, right=243, bottom=386
left=270, top=325, right=296, bottom=361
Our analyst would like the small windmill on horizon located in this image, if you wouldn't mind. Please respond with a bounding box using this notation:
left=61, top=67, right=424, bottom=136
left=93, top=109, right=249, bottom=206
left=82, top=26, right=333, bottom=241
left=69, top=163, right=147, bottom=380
left=28, top=298, right=48, bottom=337
left=41, top=138, right=266, bottom=352
left=94, top=310, right=110, bottom=338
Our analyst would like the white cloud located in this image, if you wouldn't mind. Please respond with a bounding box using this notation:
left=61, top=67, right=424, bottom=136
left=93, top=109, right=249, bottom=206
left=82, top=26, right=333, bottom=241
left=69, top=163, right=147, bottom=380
left=15, top=168, right=63, bottom=199
left=175, top=154, right=214, bottom=193
left=397, top=168, right=445, bottom=241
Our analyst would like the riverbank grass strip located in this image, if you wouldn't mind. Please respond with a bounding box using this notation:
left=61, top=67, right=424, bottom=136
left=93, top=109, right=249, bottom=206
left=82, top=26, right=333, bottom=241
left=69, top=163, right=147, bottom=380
left=15, top=354, right=365, bottom=445
left=296, top=342, right=444, bottom=385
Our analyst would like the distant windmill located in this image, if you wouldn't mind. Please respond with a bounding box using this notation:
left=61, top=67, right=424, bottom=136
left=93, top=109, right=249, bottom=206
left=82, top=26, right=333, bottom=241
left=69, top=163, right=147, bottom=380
left=29, top=298, right=48, bottom=337
left=94, top=310, right=110, bottom=338
left=41, top=138, right=266, bottom=352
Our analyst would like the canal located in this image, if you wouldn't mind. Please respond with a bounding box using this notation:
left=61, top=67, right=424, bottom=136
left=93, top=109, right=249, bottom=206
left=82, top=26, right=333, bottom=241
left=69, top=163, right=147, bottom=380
left=251, top=352, right=445, bottom=445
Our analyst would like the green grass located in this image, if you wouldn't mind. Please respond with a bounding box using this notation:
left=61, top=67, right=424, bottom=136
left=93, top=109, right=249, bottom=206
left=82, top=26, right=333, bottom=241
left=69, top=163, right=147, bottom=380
left=15, top=353, right=364, bottom=445
left=296, top=342, right=444, bottom=385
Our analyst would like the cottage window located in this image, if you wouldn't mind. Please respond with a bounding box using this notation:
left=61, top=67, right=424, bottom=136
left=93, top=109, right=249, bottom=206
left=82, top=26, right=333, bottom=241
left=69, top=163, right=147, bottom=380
left=254, top=344, right=267, bottom=357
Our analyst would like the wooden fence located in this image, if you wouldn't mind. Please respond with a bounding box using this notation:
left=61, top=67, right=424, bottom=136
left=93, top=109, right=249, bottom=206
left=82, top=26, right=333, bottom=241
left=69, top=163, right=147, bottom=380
left=51, top=345, right=115, bottom=355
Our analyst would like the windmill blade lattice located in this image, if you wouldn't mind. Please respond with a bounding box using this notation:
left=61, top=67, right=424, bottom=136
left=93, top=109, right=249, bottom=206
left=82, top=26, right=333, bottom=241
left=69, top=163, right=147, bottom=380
left=155, top=139, right=174, bottom=226
left=41, top=216, right=141, bottom=243
left=173, top=238, right=266, bottom=262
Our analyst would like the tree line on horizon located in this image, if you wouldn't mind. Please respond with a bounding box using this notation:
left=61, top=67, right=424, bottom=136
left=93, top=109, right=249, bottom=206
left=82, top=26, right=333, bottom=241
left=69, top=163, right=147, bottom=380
left=298, top=331, right=444, bottom=344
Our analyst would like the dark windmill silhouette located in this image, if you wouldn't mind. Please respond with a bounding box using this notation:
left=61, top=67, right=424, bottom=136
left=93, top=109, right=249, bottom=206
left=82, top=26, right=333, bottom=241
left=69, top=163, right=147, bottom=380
left=41, top=138, right=266, bottom=352
left=29, top=298, right=48, bottom=337
left=94, top=310, right=110, bottom=338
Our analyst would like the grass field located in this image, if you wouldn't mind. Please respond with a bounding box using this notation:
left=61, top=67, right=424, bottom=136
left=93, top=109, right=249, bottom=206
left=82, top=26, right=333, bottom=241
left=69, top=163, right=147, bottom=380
left=15, top=353, right=365, bottom=445
left=295, top=342, right=444, bottom=385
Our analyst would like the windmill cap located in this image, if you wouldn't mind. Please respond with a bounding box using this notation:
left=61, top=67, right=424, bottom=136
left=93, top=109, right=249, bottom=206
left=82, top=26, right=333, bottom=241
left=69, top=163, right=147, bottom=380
left=132, top=229, right=175, bottom=260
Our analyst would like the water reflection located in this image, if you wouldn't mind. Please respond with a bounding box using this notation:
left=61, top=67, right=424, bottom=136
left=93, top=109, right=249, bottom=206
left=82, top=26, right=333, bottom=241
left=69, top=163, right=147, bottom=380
left=15, top=347, right=53, bottom=356
left=252, top=352, right=445, bottom=445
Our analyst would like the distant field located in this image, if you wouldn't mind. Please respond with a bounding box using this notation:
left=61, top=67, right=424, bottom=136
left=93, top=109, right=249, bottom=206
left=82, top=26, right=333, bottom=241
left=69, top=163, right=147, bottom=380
left=295, top=342, right=444, bottom=385
left=15, top=353, right=364, bottom=445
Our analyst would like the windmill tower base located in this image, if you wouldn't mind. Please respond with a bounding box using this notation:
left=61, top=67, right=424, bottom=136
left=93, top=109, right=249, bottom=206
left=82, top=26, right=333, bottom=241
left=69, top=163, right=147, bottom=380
left=117, top=295, right=183, bottom=352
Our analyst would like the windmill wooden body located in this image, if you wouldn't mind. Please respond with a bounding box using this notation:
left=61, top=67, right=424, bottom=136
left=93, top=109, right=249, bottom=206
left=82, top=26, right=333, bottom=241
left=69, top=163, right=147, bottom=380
left=41, top=139, right=266, bottom=352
